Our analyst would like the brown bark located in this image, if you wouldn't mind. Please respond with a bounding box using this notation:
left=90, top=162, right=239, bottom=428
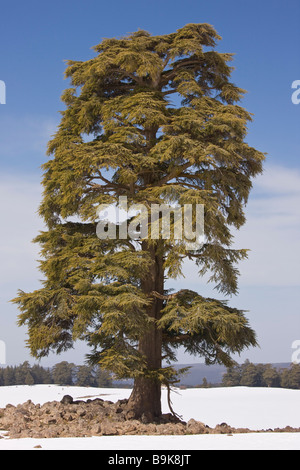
left=126, top=241, right=164, bottom=421
left=126, top=119, right=165, bottom=421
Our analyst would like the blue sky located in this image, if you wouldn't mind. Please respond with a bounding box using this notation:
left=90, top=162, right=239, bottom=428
left=0, top=0, right=299, bottom=366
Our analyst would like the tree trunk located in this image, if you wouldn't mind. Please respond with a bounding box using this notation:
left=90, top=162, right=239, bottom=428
left=127, top=241, right=164, bottom=421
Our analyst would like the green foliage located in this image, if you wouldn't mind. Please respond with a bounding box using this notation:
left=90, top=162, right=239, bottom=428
left=240, top=362, right=262, bottom=387
left=0, top=362, right=52, bottom=386
left=280, top=363, right=300, bottom=389
left=221, top=361, right=299, bottom=389
left=0, top=361, right=112, bottom=387
left=159, top=290, right=257, bottom=368
left=52, top=361, right=76, bottom=385
left=12, top=24, right=265, bottom=390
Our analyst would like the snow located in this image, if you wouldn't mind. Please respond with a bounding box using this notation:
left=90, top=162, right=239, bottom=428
left=0, top=384, right=300, bottom=449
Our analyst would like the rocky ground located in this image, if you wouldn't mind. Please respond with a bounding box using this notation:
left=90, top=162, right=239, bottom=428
left=0, top=394, right=299, bottom=439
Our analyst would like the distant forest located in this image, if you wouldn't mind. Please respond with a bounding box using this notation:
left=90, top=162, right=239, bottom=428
left=1, top=360, right=300, bottom=390
left=220, top=360, right=300, bottom=389
left=0, top=361, right=113, bottom=387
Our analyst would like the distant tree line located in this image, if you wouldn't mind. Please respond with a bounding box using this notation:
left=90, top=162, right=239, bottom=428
left=3, top=360, right=300, bottom=390
left=0, top=361, right=112, bottom=387
left=221, top=360, right=300, bottom=389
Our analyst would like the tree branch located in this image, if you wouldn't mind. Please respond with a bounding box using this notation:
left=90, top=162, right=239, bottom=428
left=154, top=161, right=193, bottom=187
left=151, top=289, right=191, bottom=300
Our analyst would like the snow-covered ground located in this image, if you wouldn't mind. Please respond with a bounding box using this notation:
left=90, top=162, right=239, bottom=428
left=0, top=384, right=300, bottom=449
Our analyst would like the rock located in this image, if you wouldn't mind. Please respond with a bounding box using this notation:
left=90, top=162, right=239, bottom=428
left=212, top=423, right=234, bottom=434
left=124, top=410, right=136, bottom=420
left=47, top=418, right=57, bottom=425
left=99, top=420, right=119, bottom=436
left=1, top=394, right=299, bottom=439
left=76, top=407, right=86, bottom=417
left=91, top=424, right=101, bottom=435
left=64, top=413, right=75, bottom=422
left=186, top=418, right=207, bottom=434
left=120, top=420, right=139, bottom=434
left=60, top=395, right=73, bottom=405
left=92, top=398, right=104, bottom=406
